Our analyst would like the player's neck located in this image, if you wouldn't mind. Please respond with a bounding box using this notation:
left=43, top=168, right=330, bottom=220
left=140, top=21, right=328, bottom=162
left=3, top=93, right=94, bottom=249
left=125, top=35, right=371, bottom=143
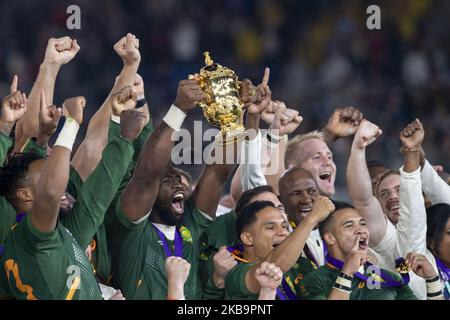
left=328, top=246, right=346, bottom=262
left=243, top=246, right=258, bottom=262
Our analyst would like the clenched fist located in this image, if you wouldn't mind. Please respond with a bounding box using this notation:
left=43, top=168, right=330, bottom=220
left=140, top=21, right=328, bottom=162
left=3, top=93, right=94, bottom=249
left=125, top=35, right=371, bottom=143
left=213, top=246, right=238, bottom=289
left=307, top=196, right=335, bottom=225
left=173, top=79, right=204, bottom=113
left=269, top=101, right=303, bottom=136
left=120, top=109, right=147, bottom=142
left=44, top=37, right=80, bottom=66
left=352, top=119, right=382, bottom=150
left=114, top=33, right=140, bottom=66
left=255, top=262, right=283, bottom=290
left=324, top=107, right=364, bottom=139
left=63, top=96, right=86, bottom=125
left=399, top=119, right=424, bottom=151
left=39, top=91, right=61, bottom=138
left=165, top=256, right=191, bottom=299
left=112, top=86, right=137, bottom=116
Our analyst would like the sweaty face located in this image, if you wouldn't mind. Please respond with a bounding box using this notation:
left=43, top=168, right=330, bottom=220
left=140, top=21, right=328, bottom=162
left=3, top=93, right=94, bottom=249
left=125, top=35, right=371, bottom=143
left=376, top=174, right=400, bottom=225
left=326, top=208, right=370, bottom=256
left=296, top=139, right=336, bottom=197
left=154, top=170, right=186, bottom=226
left=280, top=173, right=319, bottom=225
left=244, top=207, right=289, bottom=260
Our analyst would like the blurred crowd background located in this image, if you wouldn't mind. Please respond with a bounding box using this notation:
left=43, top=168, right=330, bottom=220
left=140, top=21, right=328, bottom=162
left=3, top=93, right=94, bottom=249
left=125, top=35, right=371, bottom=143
left=0, top=0, right=449, bottom=199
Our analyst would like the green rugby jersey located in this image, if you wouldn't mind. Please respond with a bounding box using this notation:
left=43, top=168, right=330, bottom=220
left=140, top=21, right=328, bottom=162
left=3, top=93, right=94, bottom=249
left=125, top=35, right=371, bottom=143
left=199, top=210, right=237, bottom=299
left=0, top=136, right=134, bottom=299
left=224, top=257, right=316, bottom=300
left=90, top=119, right=154, bottom=284
left=0, top=137, right=85, bottom=247
left=107, top=197, right=213, bottom=300
left=0, top=132, right=15, bottom=247
left=298, top=264, right=418, bottom=300
left=0, top=214, right=102, bottom=300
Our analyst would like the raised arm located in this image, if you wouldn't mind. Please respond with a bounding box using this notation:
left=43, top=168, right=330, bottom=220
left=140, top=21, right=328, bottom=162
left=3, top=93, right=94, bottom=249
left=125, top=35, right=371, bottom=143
left=260, top=101, right=302, bottom=194
left=0, top=75, right=27, bottom=138
left=230, top=68, right=276, bottom=201
left=71, top=34, right=141, bottom=180
left=30, top=95, right=84, bottom=232
left=347, top=119, right=386, bottom=246
left=420, top=148, right=450, bottom=205
left=120, top=79, right=202, bottom=222
left=14, top=37, right=80, bottom=153
left=245, top=196, right=334, bottom=293
left=396, top=119, right=427, bottom=257
left=321, top=107, right=363, bottom=146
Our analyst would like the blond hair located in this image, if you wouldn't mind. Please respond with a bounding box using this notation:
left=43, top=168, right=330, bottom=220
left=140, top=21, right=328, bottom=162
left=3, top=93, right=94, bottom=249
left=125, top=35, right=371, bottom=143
left=285, top=130, right=326, bottom=168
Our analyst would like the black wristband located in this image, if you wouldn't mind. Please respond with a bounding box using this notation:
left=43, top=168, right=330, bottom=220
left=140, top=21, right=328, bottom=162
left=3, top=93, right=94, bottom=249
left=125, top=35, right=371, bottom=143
left=427, top=290, right=443, bottom=298
left=136, top=97, right=147, bottom=109
left=266, top=131, right=282, bottom=144
left=339, top=272, right=354, bottom=281
left=425, top=276, right=440, bottom=283
left=333, top=283, right=352, bottom=292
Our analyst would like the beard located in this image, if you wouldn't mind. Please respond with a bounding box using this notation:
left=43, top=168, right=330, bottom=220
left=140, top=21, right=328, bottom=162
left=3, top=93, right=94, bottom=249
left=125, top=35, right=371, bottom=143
left=152, top=199, right=182, bottom=226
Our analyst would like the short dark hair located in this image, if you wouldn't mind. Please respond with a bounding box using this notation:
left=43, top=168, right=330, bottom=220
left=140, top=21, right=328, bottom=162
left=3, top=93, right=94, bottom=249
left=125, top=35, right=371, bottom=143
left=366, top=159, right=387, bottom=169
left=426, top=203, right=450, bottom=257
left=235, top=200, right=275, bottom=237
left=318, top=200, right=354, bottom=239
left=0, top=152, right=44, bottom=201
left=235, top=185, right=274, bottom=215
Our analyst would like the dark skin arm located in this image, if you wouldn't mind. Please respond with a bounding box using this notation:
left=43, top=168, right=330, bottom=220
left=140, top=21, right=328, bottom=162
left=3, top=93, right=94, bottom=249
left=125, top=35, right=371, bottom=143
left=71, top=34, right=141, bottom=181
left=30, top=96, right=85, bottom=232
left=120, top=79, right=203, bottom=222
left=0, top=75, right=27, bottom=136
left=14, top=37, right=80, bottom=153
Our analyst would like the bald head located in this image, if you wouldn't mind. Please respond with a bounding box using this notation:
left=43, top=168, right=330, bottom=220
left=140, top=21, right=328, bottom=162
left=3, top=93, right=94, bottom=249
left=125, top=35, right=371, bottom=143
left=279, top=167, right=315, bottom=197
left=278, top=167, right=320, bottom=224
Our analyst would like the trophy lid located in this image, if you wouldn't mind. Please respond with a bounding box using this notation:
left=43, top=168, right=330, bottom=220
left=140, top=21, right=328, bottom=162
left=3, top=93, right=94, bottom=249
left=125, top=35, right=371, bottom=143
left=200, top=51, right=237, bottom=79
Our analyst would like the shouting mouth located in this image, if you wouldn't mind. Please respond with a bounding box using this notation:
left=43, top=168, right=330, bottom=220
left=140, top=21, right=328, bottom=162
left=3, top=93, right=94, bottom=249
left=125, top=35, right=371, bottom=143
left=170, top=191, right=185, bottom=215
left=358, top=237, right=369, bottom=250
left=319, top=171, right=332, bottom=183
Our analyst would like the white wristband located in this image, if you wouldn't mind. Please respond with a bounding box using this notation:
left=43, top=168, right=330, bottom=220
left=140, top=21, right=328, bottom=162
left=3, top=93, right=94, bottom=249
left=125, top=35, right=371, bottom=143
left=163, top=104, right=186, bottom=131
left=426, top=279, right=444, bottom=295
left=54, top=118, right=80, bottom=152
left=111, top=114, right=121, bottom=124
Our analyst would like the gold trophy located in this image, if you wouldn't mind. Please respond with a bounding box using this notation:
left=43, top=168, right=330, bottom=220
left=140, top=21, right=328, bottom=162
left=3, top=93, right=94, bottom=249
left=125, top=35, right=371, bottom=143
left=190, top=52, right=245, bottom=145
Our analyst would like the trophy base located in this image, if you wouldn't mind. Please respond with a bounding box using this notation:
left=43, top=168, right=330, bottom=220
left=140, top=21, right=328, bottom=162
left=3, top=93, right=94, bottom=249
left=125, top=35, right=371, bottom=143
left=215, top=126, right=246, bottom=146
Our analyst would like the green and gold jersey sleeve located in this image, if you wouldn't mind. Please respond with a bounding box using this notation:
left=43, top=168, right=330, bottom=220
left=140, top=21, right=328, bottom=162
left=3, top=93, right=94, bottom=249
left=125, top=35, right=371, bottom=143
left=108, top=117, right=154, bottom=197
left=22, top=138, right=47, bottom=158
left=61, top=135, right=134, bottom=250
left=225, top=262, right=259, bottom=300
left=0, top=214, right=102, bottom=300
left=0, top=199, right=16, bottom=246
left=297, top=266, right=337, bottom=300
